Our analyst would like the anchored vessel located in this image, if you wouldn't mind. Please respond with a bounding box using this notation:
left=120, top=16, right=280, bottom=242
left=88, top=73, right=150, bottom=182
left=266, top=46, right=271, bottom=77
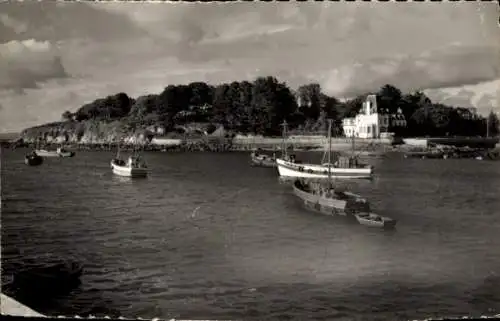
left=291, top=120, right=396, bottom=228
left=111, top=139, right=148, bottom=177
left=354, top=212, right=397, bottom=228
left=35, top=147, right=75, bottom=158
left=276, top=120, right=373, bottom=179
left=250, top=149, right=277, bottom=167
left=25, top=151, right=43, bottom=166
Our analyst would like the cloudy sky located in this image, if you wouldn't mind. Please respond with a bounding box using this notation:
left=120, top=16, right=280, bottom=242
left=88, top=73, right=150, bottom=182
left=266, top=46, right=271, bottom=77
left=0, top=1, right=498, bottom=133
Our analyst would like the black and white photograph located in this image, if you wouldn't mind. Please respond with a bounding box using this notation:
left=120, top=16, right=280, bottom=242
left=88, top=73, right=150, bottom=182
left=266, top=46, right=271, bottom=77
left=1, top=1, right=500, bottom=320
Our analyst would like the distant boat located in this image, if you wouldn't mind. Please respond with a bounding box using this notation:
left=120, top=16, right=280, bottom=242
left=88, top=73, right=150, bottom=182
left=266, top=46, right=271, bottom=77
left=56, top=147, right=75, bottom=157
left=404, top=150, right=444, bottom=159
left=25, top=152, right=43, bottom=166
left=250, top=149, right=277, bottom=167
left=35, top=147, right=75, bottom=158
left=354, top=213, right=397, bottom=229
left=34, top=149, right=59, bottom=157
left=111, top=139, right=148, bottom=178
left=276, top=120, right=373, bottom=179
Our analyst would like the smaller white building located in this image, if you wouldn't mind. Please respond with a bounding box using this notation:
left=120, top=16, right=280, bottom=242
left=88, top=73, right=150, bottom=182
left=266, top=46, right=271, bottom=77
left=342, top=94, right=406, bottom=138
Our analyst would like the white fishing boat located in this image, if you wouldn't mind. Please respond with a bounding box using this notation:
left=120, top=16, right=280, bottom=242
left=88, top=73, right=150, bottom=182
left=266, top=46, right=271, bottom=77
left=354, top=213, right=397, bottom=229
left=110, top=140, right=148, bottom=178
left=110, top=156, right=148, bottom=177
left=276, top=121, right=373, bottom=179
left=291, top=119, right=374, bottom=215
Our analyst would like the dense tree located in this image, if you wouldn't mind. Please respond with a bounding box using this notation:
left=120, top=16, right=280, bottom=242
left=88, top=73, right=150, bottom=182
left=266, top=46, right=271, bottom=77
left=377, top=84, right=402, bottom=114
left=66, top=77, right=491, bottom=138
left=61, top=110, right=73, bottom=121
left=487, top=111, right=500, bottom=137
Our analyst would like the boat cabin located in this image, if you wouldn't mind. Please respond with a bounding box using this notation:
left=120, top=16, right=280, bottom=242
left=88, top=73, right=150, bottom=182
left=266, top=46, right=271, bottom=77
left=127, top=156, right=147, bottom=168
left=310, top=184, right=371, bottom=213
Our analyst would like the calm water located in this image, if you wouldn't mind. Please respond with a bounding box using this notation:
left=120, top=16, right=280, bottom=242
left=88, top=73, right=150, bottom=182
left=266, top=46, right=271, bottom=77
left=2, top=148, right=500, bottom=320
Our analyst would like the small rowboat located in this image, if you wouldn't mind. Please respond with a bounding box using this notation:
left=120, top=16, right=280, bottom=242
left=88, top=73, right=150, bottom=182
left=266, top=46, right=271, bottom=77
left=354, top=212, right=397, bottom=229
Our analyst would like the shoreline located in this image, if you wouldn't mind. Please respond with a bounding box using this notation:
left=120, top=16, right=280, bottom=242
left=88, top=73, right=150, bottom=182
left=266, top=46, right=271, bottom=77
left=3, top=141, right=395, bottom=154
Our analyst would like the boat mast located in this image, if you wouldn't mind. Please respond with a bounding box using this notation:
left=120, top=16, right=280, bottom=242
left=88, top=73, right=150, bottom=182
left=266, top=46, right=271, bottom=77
left=116, top=137, right=121, bottom=159
left=351, top=130, right=355, bottom=158
left=280, top=120, right=288, bottom=159
left=327, top=118, right=333, bottom=189
left=486, top=111, right=490, bottom=138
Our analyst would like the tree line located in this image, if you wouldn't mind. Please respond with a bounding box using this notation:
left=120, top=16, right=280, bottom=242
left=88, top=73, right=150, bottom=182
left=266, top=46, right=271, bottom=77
left=61, top=76, right=500, bottom=138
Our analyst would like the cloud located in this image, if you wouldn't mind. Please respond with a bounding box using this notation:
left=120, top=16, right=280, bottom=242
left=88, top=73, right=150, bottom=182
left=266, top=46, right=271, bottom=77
left=0, top=39, right=68, bottom=91
left=424, top=79, right=500, bottom=114
left=1, top=1, right=499, bottom=132
left=320, top=44, right=500, bottom=98
left=0, top=2, right=146, bottom=43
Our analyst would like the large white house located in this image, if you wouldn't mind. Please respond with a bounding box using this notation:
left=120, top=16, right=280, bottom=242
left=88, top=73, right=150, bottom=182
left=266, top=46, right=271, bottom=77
left=342, top=94, right=407, bottom=138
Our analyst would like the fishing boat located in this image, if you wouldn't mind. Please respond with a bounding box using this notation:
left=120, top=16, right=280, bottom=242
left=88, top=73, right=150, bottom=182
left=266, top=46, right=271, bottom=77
left=250, top=149, right=277, bottom=167
left=354, top=213, right=397, bottom=229
left=24, top=151, right=43, bottom=166
left=276, top=121, right=373, bottom=179
left=111, top=139, right=148, bottom=177
left=293, top=179, right=372, bottom=216
left=291, top=119, right=374, bottom=215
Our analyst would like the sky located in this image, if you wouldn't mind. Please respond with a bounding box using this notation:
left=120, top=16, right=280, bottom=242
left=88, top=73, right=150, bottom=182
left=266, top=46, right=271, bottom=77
left=0, top=1, right=499, bottom=133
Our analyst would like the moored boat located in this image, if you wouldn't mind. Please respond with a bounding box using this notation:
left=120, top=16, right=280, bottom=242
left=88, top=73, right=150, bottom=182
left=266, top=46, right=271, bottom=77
left=276, top=120, right=373, bottom=179
left=57, top=147, right=75, bottom=157
left=277, top=157, right=373, bottom=179
left=35, top=147, right=75, bottom=157
left=111, top=139, right=148, bottom=178
left=292, top=179, right=371, bottom=216
left=403, top=150, right=444, bottom=159
left=111, top=155, right=148, bottom=177
left=354, top=212, right=397, bottom=229
left=34, top=149, right=59, bottom=157
left=24, top=152, right=43, bottom=166
left=250, top=149, right=277, bottom=167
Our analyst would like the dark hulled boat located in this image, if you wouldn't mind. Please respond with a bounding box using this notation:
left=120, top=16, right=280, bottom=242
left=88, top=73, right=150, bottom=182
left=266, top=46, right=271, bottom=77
left=25, top=151, right=43, bottom=166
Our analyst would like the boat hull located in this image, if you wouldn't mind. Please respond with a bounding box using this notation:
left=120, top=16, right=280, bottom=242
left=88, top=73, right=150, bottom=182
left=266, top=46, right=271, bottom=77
left=277, top=158, right=373, bottom=179
left=110, top=160, right=148, bottom=177
left=34, top=150, right=59, bottom=157
left=355, top=214, right=397, bottom=229
left=292, top=181, right=371, bottom=217
left=25, top=155, right=43, bottom=166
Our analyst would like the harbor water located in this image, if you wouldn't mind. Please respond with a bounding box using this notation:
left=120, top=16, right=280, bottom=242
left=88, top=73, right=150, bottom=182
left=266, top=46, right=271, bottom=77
left=2, top=149, right=500, bottom=320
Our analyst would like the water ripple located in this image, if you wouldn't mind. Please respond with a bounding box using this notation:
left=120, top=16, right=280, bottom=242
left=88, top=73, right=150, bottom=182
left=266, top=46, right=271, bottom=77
left=2, top=149, right=500, bottom=319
